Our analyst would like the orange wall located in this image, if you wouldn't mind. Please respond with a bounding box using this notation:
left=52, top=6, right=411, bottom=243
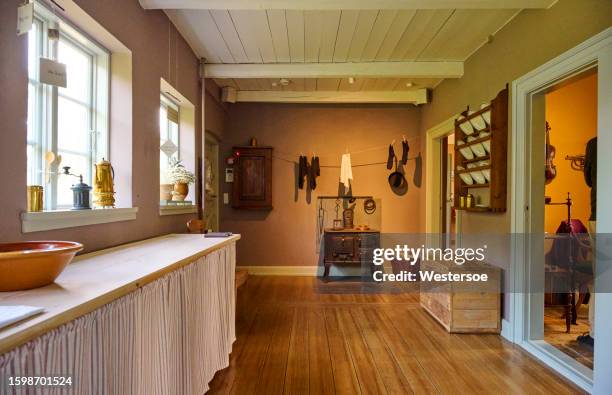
left=220, top=103, right=422, bottom=266
left=544, top=73, right=597, bottom=233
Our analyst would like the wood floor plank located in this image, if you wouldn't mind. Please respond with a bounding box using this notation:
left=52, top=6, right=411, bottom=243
left=323, top=307, right=362, bottom=395
left=256, top=307, right=295, bottom=395
left=335, top=308, right=388, bottom=394
left=362, top=309, right=439, bottom=394
left=284, top=305, right=309, bottom=394
left=351, top=307, right=417, bottom=394
left=229, top=306, right=280, bottom=395
left=307, top=308, right=335, bottom=395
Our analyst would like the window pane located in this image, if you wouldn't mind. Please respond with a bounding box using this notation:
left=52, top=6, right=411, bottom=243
left=169, top=120, right=179, bottom=146
left=28, top=21, right=38, bottom=78
left=58, top=96, right=89, bottom=153
left=160, top=106, right=168, bottom=140
left=57, top=152, right=89, bottom=207
left=58, top=39, right=91, bottom=103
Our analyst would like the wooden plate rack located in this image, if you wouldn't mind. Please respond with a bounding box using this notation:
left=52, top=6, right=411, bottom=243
left=453, top=86, right=508, bottom=213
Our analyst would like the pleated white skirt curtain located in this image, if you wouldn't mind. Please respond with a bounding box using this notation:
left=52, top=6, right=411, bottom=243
left=0, top=243, right=236, bottom=395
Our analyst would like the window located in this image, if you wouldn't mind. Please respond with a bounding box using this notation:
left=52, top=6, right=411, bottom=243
left=27, top=2, right=109, bottom=210
left=159, top=94, right=180, bottom=182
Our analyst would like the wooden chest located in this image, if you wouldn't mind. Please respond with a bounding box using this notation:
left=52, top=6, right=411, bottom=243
left=323, top=229, right=380, bottom=277
left=419, top=260, right=501, bottom=333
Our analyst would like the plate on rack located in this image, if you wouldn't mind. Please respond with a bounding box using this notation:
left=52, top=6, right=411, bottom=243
left=479, top=131, right=491, bottom=153
left=457, top=117, right=475, bottom=135
left=479, top=160, right=491, bottom=182
left=480, top=103, right=491, bottom=125
left=456, top=140, right=474, bottom=160
left=467, top=163, right=486, bottom=184
left=469, top=110, right=487, bottom=131
left=457, top=166, right=474, bottom=185
left=467, top=136, right=486, bottom=157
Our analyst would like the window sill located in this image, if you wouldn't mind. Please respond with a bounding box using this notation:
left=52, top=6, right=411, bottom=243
left=159, top=205, right=198, bottom=216
left=21, top=207, right=139, bottom=233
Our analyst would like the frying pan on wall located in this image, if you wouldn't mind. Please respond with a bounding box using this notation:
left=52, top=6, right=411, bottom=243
left=388, top=157, right=407, bottom=189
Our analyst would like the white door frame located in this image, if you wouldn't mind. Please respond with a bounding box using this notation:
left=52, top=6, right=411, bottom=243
left=510, top=27, right=612, bottom=394
left=425, top=116, right=459, bottom=234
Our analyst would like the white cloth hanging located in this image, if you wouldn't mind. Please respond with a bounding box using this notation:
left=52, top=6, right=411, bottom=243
left=340, top=153, right=353, bottom=189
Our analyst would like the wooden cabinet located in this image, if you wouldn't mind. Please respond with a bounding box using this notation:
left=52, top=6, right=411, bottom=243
left=454, top=86, right=508, bottom=213
left=232, top=146, right=272, bottom=210
left=323, top=229, right=380, bottom=277
left=420, top=260, right=501, bottom=333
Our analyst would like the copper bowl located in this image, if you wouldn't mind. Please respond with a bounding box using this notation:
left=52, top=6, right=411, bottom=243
left=0, top=241, right=83, bottom=292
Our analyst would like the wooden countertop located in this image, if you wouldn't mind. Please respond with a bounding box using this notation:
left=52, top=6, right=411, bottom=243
left=0, top=234, right=240, bottom=355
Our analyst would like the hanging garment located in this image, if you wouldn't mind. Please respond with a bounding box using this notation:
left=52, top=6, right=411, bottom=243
left=547, top=219, right=591, bottom=270
left=386, top=145, right=395, bottom=170
left=298, top=156, right=308, bottom=189
left=340, top=153, right=353, bottom=189
left=401, top=140, right=410, bottom=165
left=584, top=137, right=597, bottom=221
left=309, top=156, right=320, bottom=190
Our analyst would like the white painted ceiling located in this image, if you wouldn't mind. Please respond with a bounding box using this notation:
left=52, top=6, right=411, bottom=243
left=139, top=1, right=557, bottom=98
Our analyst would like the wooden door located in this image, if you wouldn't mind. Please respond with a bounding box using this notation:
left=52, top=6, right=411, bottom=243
left=232, top=147, right=272, bottom=209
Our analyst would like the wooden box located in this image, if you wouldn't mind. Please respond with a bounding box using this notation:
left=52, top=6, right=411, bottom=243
left=419, top=260, right=501, bottom=333
left=232, top=146, right=273, bottom=210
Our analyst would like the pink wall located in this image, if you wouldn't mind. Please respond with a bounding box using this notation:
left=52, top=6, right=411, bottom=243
left=220, top=103, right=422, bottom=267
left=0, top=0, right=202, bottom=252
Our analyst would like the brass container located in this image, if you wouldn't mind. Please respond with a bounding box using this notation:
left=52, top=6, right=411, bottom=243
left=27, top=185, right=43, bottom=212
left=93, top=158, right=116, bottom=208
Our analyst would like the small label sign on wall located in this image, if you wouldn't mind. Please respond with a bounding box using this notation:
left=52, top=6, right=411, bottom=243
left=17, top=2, right=33, bottom=36
left=40, top=58, right=67, bottom=88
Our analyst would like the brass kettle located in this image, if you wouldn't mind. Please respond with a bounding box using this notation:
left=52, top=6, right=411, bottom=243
left=93, top=158, right=115, bottom=208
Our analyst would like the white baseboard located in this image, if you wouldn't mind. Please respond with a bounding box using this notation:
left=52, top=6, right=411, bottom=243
left=500, top=318, right=513, bottom=342
left=237, top=265, right=365, bottom=277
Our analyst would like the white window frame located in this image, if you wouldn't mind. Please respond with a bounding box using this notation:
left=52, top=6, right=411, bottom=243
left=28, top=1, right=109, bottom=210
left=160, top=92, right=181, bottom=163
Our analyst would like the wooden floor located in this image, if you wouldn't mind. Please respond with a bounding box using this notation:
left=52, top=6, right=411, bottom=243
left=545, top=306, right=593, bottom=369
left=208, top=276, right=584, bottom=394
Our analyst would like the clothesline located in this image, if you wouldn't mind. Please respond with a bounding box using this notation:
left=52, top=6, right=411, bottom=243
left=273, top=154, right=418, bottom=168
left=273, top=137, right=420, bottom=163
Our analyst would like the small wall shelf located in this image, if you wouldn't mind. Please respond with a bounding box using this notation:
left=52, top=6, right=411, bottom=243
left=453, top=86, right=508, bottom=213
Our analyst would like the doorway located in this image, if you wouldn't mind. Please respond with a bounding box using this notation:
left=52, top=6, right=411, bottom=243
left=204, top=131, right=220, bottom=231
left=425, top=116, right=461, bottom=242
left=510, top=28, right=612, bottom=393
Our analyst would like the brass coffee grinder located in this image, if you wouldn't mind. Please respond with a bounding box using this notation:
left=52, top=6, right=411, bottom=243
left=93, top=158, right=116, bottom=208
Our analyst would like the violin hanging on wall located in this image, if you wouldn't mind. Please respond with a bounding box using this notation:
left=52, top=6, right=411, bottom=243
left=545, top=121, right=557, bottom=185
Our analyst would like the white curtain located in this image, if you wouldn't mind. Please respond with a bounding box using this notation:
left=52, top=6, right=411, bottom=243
left=0, top=243, right=236, bottom=395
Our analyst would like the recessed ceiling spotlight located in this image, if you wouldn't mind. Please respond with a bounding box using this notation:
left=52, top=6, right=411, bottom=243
left=348, top=77, right=355, bottom=84
left=405, top=82, right=414, bottom=88
left=279, top=78, right=291, bottom=86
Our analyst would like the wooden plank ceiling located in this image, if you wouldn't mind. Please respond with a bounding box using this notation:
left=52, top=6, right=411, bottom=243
left=140, top=1, right=556, bottom=101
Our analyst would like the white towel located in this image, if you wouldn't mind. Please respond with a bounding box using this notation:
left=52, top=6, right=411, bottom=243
left=0, top=305, right=44, bottom=330
left=340, top=153, right=353, bottom=189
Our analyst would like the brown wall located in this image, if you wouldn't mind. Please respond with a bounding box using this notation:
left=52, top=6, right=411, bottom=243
left=220, top=103, right=422, bottom=266
left=0, top=0, right=202, bottom=252
left=545, top=73, right=598, bottom=233
left=419, top=0, right=612, bottom=234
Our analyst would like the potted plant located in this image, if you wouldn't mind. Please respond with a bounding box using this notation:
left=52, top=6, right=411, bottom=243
left=167, top=158, right=196, bottom=201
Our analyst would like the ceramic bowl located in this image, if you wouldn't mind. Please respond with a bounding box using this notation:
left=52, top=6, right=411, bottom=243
left=480, top=103, right=491, bottom=125
left=0, top=241, right=83, bottom=292
left=479, top=131, right=491, bottom=153
left=456, top=140, right=474, bottom=160
left=468, top=110, right=487, bottom=131
left=457, top=117, right=475, bottom=135
left=467, top=136, right=487, bottom=157
left=457, top=166, right=474, bottom=185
